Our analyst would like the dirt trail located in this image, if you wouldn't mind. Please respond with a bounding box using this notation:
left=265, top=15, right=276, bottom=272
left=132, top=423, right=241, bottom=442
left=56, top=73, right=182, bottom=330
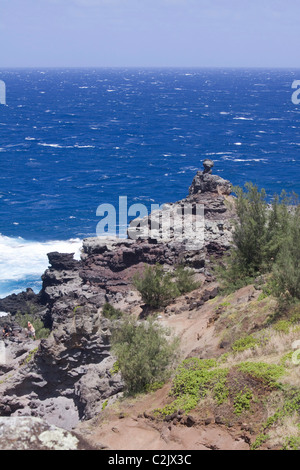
left=77, top=285, right=257, bottom=450
left=78, top=383, right=249, bottom=450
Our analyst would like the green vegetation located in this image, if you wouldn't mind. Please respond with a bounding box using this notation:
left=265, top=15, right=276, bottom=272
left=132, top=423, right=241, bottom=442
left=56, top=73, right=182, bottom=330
left=237, top=362, right=285, bottom=389
left=102, top=400, right=108, bottom=411
left=154, top=358, right=230, bottom=417
left=109, top=361, right=120, bottom=375
left=233, top=387, right=253, bottom=415
left=15, top=312, right=50, bottom=339
left=132, top=263, right=200, bottom=309
left=102, top=303, right=124, bottom=320
left=271, top=205, right=300, bottom=304
left=111, top=316, right=179, bottom=395
left=250, top=433, right=270, bottom=450
left=133, top=264, right=180, bottom=309
left=263, top=390, right=300, bottom=430
left=231, top=335, right=260, bottom=353
left=282, top=436, right=300, bottom=451
left=216, top=183, right=299, bottom=302
left=22, top=347, right=38, bottom=365
left=173, top=265, right=200, bottom=295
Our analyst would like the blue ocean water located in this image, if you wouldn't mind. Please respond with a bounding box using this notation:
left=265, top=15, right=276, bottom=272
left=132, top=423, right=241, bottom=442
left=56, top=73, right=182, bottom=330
left=0, top=68, right=299, bottom=299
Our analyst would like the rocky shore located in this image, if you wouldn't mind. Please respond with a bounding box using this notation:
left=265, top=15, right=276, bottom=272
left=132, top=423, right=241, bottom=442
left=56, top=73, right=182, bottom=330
left=0, top=161, right=236, bottom=449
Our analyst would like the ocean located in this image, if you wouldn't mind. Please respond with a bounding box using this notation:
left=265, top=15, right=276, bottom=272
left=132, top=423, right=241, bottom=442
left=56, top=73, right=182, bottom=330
left=0, top=67, right=299, bottom=299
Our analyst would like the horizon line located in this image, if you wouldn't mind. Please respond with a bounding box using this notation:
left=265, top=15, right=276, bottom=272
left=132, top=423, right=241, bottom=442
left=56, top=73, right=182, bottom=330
left=1, top=65, right=300, bottom=70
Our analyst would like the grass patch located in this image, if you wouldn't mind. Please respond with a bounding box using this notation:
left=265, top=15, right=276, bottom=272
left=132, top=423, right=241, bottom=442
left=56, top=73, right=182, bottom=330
left=231, top=335, right=260, bottom=353
left=237, top=362, right=285, bottom=389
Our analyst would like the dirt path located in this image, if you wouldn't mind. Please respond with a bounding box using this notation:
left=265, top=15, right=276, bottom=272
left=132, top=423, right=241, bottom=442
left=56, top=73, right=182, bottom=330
left=77, top=383, right=249, bottom=450
left=77, top=286, right=255, bottom=450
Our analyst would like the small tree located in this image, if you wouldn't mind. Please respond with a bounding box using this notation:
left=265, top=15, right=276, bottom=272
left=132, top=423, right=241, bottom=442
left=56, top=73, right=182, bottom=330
left=216, top=183, right=293, bottom=292
left=111, top=316, right=179, bottom=395
left=174, top=264, right=200, bottom=294
left=272, top=207, right=300, bottom=303
left=232, top=183, right=268, bottom=275
left=133, top=264, right=180, bottom=309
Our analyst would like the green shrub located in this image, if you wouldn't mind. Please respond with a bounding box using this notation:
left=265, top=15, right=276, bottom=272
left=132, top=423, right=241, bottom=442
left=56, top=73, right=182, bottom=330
left=111, top=316, right=179, bottom=395
left=216, top=184, right=293, bottom=293
left=173, top=265, right=200, bottom=294
left=231, top=335, right=260, bottom=353
left=154, top=358, right=229, bottom=417
left=263, top=390, right=300, bottom=431
left=273, top=320, right=292, bottom=334
left=102, top=303, right=124, bottom=320
left=282, top=436, right=300, bottom=450
left=133, top=264, right=180, bottom=309
left=250, top=433, right=270, bottom=450
left=271, top=206, right=300, bottom=303
left=233, top=387, right=253, bottom=415
left=237, top=362, right=285, bottom=389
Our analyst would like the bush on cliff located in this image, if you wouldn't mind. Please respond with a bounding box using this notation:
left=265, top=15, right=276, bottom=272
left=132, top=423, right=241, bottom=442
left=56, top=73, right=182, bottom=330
left=173, top=264, right=200, bottom=294
left=271, top=205, right=300, bottom=303
left=133, top=264, right=180, bottom=309
left=217, top=183, right=293, bottom=293
left=133, top=263, right=199, bottom=309
left=102, top=302, right=123, bottom=320
left=111, top=316, right=179, bottom=395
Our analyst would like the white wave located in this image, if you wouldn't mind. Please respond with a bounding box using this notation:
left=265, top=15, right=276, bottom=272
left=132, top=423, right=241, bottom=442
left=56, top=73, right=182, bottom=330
left=38, top=143, right=64, bottom=148
left=0, top=234, right=82, bottom=297
left=233, top=158, right=267, bottom=162
left=205, top=152, right=233, bottom=156
left=74, top=144, right=95, bottom=149
left=233, top=117, right=254, bottom=121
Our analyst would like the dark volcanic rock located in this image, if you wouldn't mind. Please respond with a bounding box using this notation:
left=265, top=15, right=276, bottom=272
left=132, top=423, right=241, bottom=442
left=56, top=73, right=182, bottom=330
left=189, top=170, right=232, bottom=196
left=0, top=288, right=42, bottom=315
left=47, top=252, right=80, bottom=271
left=0, top=162, right=235, bottom=430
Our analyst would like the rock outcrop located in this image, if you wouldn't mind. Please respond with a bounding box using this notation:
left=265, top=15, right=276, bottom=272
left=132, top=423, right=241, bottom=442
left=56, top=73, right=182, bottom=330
left=0, top=161, right=235, bottom=435
left=0, top=417, right=96, bottom=450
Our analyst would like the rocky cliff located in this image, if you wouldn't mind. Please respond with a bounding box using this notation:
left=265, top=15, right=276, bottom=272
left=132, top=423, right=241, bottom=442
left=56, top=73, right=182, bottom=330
left=0, top=162, right=235, bottom=439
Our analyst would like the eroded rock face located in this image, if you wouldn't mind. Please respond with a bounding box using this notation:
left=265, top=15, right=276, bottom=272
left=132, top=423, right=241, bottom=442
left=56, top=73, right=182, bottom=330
left=0, top=162, right=235, bottom=431
left=0, top=306, right=123, bottom=429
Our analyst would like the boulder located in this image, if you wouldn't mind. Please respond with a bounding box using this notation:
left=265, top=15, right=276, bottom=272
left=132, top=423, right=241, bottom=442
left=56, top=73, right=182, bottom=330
left=0, top=416, right=93, bottom=450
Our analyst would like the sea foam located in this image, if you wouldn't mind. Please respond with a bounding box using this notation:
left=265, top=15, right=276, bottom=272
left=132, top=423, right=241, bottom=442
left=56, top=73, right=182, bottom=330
left=0, top=234, right=82, bottom=298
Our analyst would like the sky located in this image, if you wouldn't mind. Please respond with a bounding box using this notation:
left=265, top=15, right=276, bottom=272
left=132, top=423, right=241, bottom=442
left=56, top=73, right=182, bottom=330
left=0, top=0, right=299, bottom=68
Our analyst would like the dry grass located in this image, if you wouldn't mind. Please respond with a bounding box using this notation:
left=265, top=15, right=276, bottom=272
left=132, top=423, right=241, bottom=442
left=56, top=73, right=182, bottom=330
left=267, top=413, right=300, bottom=448
left=224, top=326, right=300, bottom=367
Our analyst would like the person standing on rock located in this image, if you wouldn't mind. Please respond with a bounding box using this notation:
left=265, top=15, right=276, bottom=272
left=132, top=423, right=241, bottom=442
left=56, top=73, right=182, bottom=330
left=27, top=322, right=36, bottom=340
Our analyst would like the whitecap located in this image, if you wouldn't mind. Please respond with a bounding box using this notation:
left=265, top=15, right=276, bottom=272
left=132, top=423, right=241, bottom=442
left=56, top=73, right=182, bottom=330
left=233, top=158, right=267, bottom=162
left=38, top=143, right=63, bottom=148
left=74, top=144, right=95, bottom=149
left=0, top=234, right=82, bottom=298
left=233, top=117, right=254, bottom=121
